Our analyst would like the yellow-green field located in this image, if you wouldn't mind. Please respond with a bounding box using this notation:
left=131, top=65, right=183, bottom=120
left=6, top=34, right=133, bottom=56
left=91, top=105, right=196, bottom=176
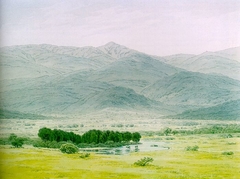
left=0, top=134, right=239, bottom=179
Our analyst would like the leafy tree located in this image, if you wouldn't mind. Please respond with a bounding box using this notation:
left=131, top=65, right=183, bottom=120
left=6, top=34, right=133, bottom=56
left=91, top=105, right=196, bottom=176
left=134, top=157, right=154, bottom=166
left=8, top=134, right=24, bottom=148
left=52, top=129, right=64, bottom=142
left=132, top=132, right=141, bottom=142
left=90, top=131, right=98, bottom=144
left=82, top=130, right=96, bottom=144
left=38, top=127, right=53, bottom=141
left=73, top=134, right=82, bottom=144
left=123, top=132, right=132, bottom=142
left=114, top=131, right=123, bottom=142
left=99, top=132, right=108, bottom=143
left=108, top=131, right=116, bottom=142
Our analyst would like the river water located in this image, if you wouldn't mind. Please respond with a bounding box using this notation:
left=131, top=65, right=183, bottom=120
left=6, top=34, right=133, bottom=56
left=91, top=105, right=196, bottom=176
left=79, top=141, right=170, bottom=155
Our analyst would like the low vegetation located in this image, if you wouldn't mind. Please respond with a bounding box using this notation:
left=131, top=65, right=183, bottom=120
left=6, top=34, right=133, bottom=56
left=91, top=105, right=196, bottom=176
left=143, top=124, right=240, bottom=137
left=8, top=134, right=24, bottom=148
left=79, top=153, right=90, bottom=159
left=222, top=151, right=234, bottom=155
left=134, top=157, right=154, bottom=166
left=0, top=129, right=239, bottom=179
left=33, top=140, right=66, bottom=148
left=185, top=145, right=199, bottom=151
left=60, top=143, right=79, bottom=154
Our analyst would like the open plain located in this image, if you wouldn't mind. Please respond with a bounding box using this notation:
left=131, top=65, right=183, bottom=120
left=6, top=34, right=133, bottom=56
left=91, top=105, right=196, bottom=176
left=1, top=132, right=240, bottom=179
left=1, top=113, right=239, bottom=178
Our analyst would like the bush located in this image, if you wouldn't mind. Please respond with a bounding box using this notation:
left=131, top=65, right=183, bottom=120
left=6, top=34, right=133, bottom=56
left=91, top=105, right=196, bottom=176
left=8, top=134, right=24, bottom=148
left=134, top=157, right=154, bottom=166
left=163, top=128, right=172, bottom=136
left=33, top=140, right=65, bottom=148
left=165, top=137, right=175, bottom=140
left=60, top=143, right=79, bottom=154
left=8, top=133, right=17, bottom=141
left=11, top=138, right=24, bottom=148
left=185, top=145, right=199, bottom=151
left=79, top=153, right=90, bottom=159
left=222, top=151, right=234, bottom=155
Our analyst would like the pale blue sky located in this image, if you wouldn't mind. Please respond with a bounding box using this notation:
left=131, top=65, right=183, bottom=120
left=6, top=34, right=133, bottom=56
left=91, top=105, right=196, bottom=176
left=1, top=0, right=240, bottom=56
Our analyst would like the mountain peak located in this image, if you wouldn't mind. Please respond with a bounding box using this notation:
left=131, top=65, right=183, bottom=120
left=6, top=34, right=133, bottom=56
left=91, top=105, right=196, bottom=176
left=104, top=41, right=120, bottom=47
left=98, top=42, right=134, bottom=59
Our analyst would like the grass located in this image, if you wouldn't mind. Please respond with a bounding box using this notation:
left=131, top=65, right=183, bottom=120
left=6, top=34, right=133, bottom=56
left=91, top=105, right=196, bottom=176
left=0, top=134, right=240, bottom=179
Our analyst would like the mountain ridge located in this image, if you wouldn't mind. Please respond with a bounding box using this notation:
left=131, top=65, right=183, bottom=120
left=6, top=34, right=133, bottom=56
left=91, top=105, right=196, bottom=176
left=1, top=42, right=239, bottom=119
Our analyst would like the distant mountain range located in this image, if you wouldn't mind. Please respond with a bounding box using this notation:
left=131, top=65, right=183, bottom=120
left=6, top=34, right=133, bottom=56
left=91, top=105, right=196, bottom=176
left=0, top=42, right=239, bottom=120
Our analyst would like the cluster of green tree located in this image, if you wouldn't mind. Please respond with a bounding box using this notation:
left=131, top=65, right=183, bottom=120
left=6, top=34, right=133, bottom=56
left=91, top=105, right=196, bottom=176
left=81, top=130, right=141, bottom=144
left=38, top=128, right=141, bottom=144
left=38, top=127, right=81, bottom=143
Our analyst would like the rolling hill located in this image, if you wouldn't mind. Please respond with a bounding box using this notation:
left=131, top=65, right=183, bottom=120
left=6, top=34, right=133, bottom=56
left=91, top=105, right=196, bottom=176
left=141, top=71, right=240, bottom=107
left=88, top=53, right=183, bottom=93
left=167, top=99, right=240, bottom=120
left=161, top=48, right=240, bottom=80
left=0, top=109, right=46, bottom=119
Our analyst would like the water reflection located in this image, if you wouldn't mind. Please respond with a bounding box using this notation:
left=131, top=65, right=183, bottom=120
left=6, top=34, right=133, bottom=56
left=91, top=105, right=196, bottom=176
left=79, top=141, right=169, bottom=155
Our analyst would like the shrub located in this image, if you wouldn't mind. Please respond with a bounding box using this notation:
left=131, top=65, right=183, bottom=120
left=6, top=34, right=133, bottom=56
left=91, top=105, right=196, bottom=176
left=11, top=138, right=24, bottom=148
left=165, top=137, right=175, bottom=140
left=60, top=143, right=79, bottom=154
left=134, top=157, right=154, bottom=166
left=33, top=140, right=65, bottom=148
left=79, top=153, right=90, bottom=159
left=226, top=134, right=233, bottom=138
left=186, top=145, right=199, bottom=151
left=222, top=151, right=234, bottom=155
left=8, top=133, right=17, bottom=141
left=8, top=134, right=24, bottom=148
left=116, top=124, right=124, bottom=127
left=163, top=128, right=172, bottom=136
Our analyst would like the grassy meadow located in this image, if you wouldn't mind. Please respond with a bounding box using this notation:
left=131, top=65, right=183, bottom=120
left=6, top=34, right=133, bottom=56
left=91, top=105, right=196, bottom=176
left=0, top=133, right=239, bottom=179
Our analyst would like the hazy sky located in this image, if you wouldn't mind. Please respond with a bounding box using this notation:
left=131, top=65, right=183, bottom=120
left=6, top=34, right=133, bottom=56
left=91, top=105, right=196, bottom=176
left=1, top=0, right=240, bottom=56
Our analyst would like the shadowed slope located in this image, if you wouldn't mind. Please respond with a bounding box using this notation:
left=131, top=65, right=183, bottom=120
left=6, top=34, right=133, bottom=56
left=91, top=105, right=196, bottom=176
left=167, top=99, right=240, bottom=120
